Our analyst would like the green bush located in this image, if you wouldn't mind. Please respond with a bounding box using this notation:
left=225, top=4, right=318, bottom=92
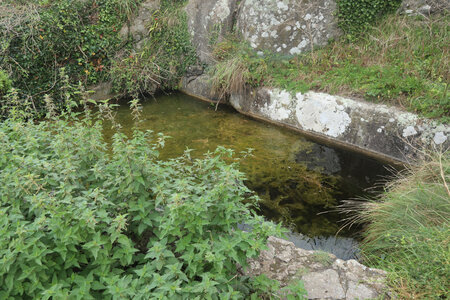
left=0, top=0, right=137, bottom=113
left=0, top=105, right=309, bottom=298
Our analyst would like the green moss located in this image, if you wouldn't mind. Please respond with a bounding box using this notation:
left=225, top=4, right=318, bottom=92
left=244, top=157, right=342, bottom=236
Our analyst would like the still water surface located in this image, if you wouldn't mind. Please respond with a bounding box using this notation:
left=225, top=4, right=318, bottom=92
left=104, top=93, right=392, bottom=259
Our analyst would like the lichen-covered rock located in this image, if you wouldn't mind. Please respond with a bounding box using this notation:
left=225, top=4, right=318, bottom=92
left=246, top=237, right=388, bottom=299
left=119, top=0, right=160, bottom=48
left=229, top=88, right=450, bottom=163
left=400, top=0, right=449, bottom=15
left=185, top=0, right=238, bottom=63
left=236, top=0, right=340, bottom=55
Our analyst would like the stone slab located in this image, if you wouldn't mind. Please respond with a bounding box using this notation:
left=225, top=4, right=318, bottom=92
left=229, top=87, right=449, bottom=163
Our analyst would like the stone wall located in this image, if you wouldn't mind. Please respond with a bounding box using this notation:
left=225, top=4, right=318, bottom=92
left=183, top=0, right=341, bottom=62
left=182, top=74, right=449, bottom=164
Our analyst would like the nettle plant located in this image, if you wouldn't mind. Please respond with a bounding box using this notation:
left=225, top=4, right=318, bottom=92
left=0, top=99, right=306, bottom=298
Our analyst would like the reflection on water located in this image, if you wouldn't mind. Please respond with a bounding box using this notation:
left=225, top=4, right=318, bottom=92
left=285, top=233, right=360, bottom=260
left=104, top=92, right=392, bottom=259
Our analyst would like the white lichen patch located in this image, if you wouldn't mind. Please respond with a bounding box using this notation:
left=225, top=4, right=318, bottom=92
left=259, top=89, right=293, bottom=121
left=210, top=0, right=231, bottom=22
left=277, top=1, right=289, bottom=11
left=289, top=47, right=301, bottom=55
left=433, top=132, right=447, bottom=145
left=403, top=126, right=418, bottom=137
left=295, top=92, right=351, bottom=137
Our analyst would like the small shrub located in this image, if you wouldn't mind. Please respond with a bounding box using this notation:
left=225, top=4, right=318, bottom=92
left=0, top=0, right=139, bottom=113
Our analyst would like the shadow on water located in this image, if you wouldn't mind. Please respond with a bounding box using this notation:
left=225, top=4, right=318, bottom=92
left=104, top=92, right=395, bottom=260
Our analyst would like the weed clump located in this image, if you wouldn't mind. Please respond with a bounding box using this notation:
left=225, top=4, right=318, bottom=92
left=0, top=70, right=11, bottom=97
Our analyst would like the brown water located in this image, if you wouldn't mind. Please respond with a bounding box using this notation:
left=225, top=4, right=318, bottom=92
left=104, top=92, right=392, bottom=259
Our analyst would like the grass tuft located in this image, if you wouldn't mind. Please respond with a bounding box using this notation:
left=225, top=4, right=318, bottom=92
left=208, top=38, right=268, bottom=99
left=356, top=151, right=450, bottom=299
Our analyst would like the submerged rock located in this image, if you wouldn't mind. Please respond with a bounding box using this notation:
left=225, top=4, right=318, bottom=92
left=247, top=236, right=388, bottom=299
left=295, top=144, right=341, bottom=175
left=285, top=233, right=360, bottom=261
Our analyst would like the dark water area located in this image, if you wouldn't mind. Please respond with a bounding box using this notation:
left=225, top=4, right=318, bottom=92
left=104, top=92, right=394, bottom=259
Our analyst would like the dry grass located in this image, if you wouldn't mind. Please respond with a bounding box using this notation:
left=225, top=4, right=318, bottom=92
left=208, top=39, right=268, bottom=100
left=209, top=56, right=249, bottom=99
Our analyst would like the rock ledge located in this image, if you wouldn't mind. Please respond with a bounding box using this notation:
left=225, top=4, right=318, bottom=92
left=247, top=237, right=388, bottom=300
